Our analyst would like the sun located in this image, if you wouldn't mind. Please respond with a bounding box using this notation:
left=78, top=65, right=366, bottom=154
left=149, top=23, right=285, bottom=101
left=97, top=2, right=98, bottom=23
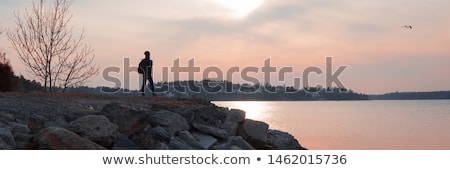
left=210, top=0, right=264, bottom=18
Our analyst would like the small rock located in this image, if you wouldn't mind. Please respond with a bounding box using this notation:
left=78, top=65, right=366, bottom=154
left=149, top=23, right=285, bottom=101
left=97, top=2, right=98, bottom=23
left=238, top=119, right=269, bottom=149
left=0, top=127, right=16, bottom=150
left=37, top=127, right=106, bottom=150
left=68, top=115, right=119, bottom=148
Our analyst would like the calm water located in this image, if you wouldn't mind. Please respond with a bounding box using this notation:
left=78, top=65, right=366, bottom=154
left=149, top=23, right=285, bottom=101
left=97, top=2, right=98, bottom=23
left=213, top=100, right=450, bottom=150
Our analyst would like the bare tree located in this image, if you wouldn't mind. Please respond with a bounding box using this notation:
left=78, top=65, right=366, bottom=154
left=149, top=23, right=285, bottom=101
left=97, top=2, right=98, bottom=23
left=7, top=0, right=98, bottom=92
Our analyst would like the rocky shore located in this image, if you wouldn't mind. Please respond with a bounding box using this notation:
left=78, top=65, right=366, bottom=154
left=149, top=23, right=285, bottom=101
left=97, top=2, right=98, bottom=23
left=0, top=93, right=306, bottom=150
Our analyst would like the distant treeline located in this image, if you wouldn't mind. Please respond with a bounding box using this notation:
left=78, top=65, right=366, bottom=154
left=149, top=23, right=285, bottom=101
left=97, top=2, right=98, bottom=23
left=370, top=91, right=450, bottom=100
left=91, top=80, right=369, bottom=101
left=4, top=76, right=369, bottom=101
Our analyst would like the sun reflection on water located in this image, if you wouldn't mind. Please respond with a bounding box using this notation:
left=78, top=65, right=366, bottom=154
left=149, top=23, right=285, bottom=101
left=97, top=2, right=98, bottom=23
left=218, top=101, right=269, bottom=121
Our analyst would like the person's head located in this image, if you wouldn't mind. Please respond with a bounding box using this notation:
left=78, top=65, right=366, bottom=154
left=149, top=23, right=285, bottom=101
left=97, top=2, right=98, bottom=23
left=144, top=51, right=150, bottom=59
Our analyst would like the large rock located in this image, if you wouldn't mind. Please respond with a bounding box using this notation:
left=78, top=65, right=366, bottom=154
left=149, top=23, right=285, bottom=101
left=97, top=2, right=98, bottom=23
left=112, top=134, right=138, bottom=150
left=176, top=130, right=203, bottom=149
left=221, top=109, right=246, bottom=136
left=0, top=127, right=16, bottom=150
left=192, top=123, right=230, bottom=139
left=168, top=137, right=194, bottom=150
left=177, top=106, right=227, bottom=127
left=13, top=133, right=35, bottom=149
left=148, top=126, right=172, bottom=143
left=192, top=132, right=217, bottom=149
left=68, top=115, right=119, bottom=148
left=37, top=127, right=106, bottom=150
left=211, top=136, right=255, bottom=150
left=102, top=103, right=151, bottom=137
left=267, top=130, right=307, bottom=150
left=129, top=125, right=155, bottom=149
left=238, top=119, right=269, bottom=149
left=9, top=122, right=31, bottom=134
left=149, top=110, right=189, bottom=134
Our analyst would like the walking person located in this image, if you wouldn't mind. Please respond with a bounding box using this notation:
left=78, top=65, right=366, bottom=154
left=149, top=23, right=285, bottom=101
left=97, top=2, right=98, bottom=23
left=138, top=51, right=155, bottom=96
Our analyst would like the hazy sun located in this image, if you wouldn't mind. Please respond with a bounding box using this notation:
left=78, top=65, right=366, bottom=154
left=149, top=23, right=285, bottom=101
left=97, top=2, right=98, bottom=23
left=210, top=0, right=264, bottom=18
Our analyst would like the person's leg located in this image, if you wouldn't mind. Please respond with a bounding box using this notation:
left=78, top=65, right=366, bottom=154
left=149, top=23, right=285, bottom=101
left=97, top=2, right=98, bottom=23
left=141, top=74, right=147, bottom=96
left=148, top=75, right=155, bottom=96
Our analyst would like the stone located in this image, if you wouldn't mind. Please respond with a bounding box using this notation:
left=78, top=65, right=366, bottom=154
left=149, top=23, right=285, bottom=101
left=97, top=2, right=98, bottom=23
left=112, top=134, right=138, bottom=150
left=14, top=133, right=35, bottom=149
left=192, top=123, right=230, bottom=139
left=0, top=127, right=16, bottom=150
left=149, top=110, right=189, bottom=134
left=211, top=136, right=255, bottom=150
left=152, top=143, right=169, bottom=150
left=129, top=125, right=155, bottom=149
left=102, top=103, right=151, bottom=137
left=148, top=126, right=172, bottom=143
left=10, top=122, right=31, bottom=134
left=267, top=130, right=307, bottom=150
left=192, top=132, right=217, bottom=150
left=68, top=115, right=119, bottom=148
left=167, top=137, right=193, bottom=150
left=220, top=109, right=246, bottom=135
left=178, top=106, right=227, bottom=127
left=37, top=127, right=106, bottom=150
left=176, top=131, right=203, bottom=149
left=238, top=119, right=269, bottom=149
left=44, top=118, right=69, bottom=129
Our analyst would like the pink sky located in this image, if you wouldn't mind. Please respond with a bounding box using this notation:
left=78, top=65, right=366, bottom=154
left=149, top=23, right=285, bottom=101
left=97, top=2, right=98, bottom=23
left=1, top=0, right=450, bottom=94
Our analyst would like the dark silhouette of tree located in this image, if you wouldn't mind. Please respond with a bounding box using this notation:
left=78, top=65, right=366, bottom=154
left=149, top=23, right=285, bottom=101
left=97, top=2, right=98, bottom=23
left=7, top=0, right=98, bottom=92
left=0, top=51, right=16, bottom=92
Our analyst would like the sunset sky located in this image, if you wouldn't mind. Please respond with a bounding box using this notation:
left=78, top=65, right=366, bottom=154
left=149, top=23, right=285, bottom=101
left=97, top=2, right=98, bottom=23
left=1, top=0, right=450, bottom=94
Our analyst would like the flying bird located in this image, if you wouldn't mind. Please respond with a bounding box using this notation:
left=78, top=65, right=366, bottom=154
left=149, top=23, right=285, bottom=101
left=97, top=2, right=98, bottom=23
left=401, top=25, right=413, bottom=29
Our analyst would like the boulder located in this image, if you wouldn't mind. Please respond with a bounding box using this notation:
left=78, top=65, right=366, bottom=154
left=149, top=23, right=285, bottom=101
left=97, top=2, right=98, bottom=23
left=267, top=130, right=307, bottom=150
left=44, top=118, right=69, bottom=129
left=102, top=103, right=151, bottom=137
left=0, top=127, right=16, bottom=150
left=192, top=123, right=230, bottom=139
left=13, top=133, right=35, bottom=150
left=178, top=106, right=227, bottom=127
left=220, top=109, right=246, bottom=136
left=37, top=127, right=106, bottom=150
left=168, top=137, right=194, bottom=150
left=238, top=119, right=269, bottom=149
left=192, top=132, right=217, bottom=149
left=148, top=126, right=172, bottom=143
left=129, top=125, right=155, bottom=149
left=211, top=136, right=255, bottom=150
left=149, top=110, right=189, bottom=134
left=10, top=122, right=31, bottom=134
left=176, top=130, right=203, bottom=149
left=152, top=143, right=170, bottom=150
left=112, top=134, right=138, bottom=150
left=68, top=115, right=119, bottom=148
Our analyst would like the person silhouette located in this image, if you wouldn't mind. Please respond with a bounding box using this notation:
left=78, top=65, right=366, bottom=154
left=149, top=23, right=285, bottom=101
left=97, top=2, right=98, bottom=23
left=138, top=51, right=155, bottom=96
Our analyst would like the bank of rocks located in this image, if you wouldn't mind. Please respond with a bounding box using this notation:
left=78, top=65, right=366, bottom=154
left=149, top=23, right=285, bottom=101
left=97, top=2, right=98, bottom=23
left=0, top=93, right=306, bottom=150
